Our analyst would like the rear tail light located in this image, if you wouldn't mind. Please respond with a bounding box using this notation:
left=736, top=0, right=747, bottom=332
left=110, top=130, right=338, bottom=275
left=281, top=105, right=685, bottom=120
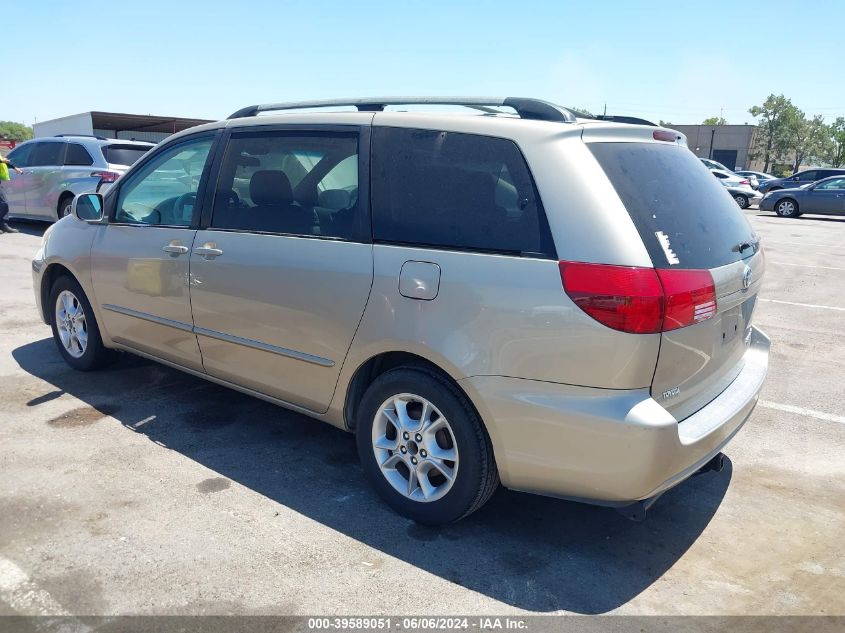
left=90, top=170, right=120, bottom=183
left=559, top=261, right=717, bottom=334
left=739, top=179, right=749, bottom=185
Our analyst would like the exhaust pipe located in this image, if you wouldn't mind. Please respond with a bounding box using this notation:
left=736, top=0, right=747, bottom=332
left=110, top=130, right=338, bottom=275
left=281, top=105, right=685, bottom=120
left=697, top=452, right=726, bottom=475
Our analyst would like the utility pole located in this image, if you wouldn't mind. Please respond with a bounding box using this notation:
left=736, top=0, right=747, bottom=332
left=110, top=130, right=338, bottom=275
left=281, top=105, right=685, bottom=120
left=709, top=128, right=716, bottom=159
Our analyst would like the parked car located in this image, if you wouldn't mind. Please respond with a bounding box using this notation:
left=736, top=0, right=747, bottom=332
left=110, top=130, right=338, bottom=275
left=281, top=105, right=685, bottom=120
left=757, top=168, right=845, bottom=195
left=4, top=136, right=154, bottom=221
left=710, top=169, right=761, bottom=208
left=34, top=97, right=769, bottom=525
left=735, top=170, right=775, bottom=189
left=760, top=174, right=845, bottom=218
left=701, top=159, right=758, bottom=189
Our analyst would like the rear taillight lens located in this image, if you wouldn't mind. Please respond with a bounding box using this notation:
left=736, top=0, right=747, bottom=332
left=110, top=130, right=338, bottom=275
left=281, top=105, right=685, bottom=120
left=90, top=170, right=119, bottom=183
left=656, top=269, right=717, bottom=331
left=739, top=179, right=749, bottom=185
left=559, top=261, right=717, bottom=334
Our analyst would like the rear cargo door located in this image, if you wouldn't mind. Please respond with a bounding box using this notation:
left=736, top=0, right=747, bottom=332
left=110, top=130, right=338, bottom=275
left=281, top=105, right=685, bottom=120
left=588, top=139, right=763, bottom=420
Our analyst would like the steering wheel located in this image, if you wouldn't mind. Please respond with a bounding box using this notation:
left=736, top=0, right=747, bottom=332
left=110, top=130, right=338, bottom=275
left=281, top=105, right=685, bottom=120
left=173, top=192, right=197, bottom=222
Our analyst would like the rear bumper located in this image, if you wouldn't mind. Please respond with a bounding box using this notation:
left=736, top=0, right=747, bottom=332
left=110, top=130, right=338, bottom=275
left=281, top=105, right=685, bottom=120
left=462, top=326, right=770, bottom=505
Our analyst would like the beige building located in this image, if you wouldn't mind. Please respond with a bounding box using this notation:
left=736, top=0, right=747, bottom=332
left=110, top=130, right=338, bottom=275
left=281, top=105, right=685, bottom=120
left=670, top=124, right=762, bottom=171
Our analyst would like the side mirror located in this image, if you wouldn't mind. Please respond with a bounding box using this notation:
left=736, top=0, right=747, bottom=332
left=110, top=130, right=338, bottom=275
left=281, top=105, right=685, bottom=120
left=72, top=193, right=105, bottom=222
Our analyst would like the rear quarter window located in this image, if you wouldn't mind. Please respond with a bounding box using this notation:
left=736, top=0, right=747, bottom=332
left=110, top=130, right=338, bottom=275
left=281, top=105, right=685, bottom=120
left=589, top=142, right=758, bottom=269
left=102, top=145, right=152, bottom=166
left=371, top=127, right=555, bottom=257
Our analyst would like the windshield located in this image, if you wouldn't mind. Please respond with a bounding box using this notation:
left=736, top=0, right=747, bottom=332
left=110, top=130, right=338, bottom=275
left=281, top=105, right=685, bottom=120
left=590, top=142, right=759, bottom=269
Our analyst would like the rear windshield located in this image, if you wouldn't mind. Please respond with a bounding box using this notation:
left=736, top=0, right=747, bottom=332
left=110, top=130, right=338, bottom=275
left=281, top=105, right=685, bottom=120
left=101, top=144, right=151, bottom=166
left=589, top=142, right=758, bottom=269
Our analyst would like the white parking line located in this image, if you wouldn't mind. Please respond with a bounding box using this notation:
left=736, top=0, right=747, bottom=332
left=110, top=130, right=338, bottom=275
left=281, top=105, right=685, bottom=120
left=759, top=401, right=845, bottom=425
left=0, top=557, right=91, bottom=630
left=759, top=298, right=845, bottom=312
left=768, top=261, right=845, bottom=271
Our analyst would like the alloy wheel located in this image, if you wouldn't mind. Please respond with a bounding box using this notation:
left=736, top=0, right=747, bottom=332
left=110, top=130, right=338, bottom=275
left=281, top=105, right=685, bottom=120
left=55, top=290, right=88, bottom=358
left=371, top=393, right=459, bottom=502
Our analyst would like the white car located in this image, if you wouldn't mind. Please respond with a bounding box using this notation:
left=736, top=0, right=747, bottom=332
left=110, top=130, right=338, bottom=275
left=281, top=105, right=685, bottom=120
left=710, top=168, right=761, bottom=209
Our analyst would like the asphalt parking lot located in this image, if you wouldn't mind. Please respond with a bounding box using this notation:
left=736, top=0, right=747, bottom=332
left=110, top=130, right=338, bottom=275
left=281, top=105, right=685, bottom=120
left=1, top=210, right=843, bottom=617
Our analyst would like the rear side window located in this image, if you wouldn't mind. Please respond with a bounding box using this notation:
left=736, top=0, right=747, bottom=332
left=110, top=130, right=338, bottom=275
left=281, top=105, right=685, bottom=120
left=29, top=142, right=65, bottom=167
left=371, top=128, right=555, bottom=257
left=589, top=142, right=757, bottom=269
left=65, top=143, right=94, bottom=166
left=102, top=145, right=151, bottom=166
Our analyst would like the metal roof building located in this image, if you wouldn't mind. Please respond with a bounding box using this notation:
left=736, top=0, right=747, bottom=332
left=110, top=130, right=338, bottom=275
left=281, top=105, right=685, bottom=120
left=32, top=111, right=213, bottom=143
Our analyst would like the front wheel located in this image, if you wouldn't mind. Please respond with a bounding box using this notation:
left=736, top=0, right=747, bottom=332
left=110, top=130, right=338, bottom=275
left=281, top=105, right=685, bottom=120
left=733, top=194, right=749, bottom=209
left=49, top=276, right=117, bottom=370
left=356, top=367, right=499, bottom=525
left=775, top=198, right=800, bottom=218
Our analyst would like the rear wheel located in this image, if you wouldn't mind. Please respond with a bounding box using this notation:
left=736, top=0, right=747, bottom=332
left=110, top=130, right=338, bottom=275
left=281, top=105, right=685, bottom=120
left=733, top=194, right=749, bottom=209
left=58, top=194, right=74, bottom=219
left=775, top=198, right=800, bottom=218
left=356, top=367, right=499, bottom=525
left=49, top=275, right=117, bottom=370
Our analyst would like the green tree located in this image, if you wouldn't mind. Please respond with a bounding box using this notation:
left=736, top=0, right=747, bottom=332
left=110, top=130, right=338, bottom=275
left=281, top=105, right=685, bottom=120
left=702, top=116, right=727, bottom=125
left=786, top=114, right=831, bottom=172
left=0, top=121, right=33, bottom=141
left=749, top=94, right=801, bottom=173
left=826, top=117, right=845, bottom=168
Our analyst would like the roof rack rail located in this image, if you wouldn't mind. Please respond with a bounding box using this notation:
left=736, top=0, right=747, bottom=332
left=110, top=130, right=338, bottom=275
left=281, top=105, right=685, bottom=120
left=54, top=134, right=108, bottom=140
left=227, top=97, right=579, bottom=124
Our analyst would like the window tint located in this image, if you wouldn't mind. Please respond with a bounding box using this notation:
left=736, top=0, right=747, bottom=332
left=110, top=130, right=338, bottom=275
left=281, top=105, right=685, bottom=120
left=797, top=171, right=817, bottom=181
left=371, top=128, right=554, bottom=256
left=115, top=137, right=213, bottom=226
left=211, top=132, right=359, bottom=239
left=65, top=143, right=94, bottom=166
left=589, top=142, right=758, bottom=269
left=816, top=178, right=845, bottom=190
left=6, top=144, right=32, bottom=167
left=102, top=144, right=152, bottom=166
left=29, top=142, right=65, bottom=167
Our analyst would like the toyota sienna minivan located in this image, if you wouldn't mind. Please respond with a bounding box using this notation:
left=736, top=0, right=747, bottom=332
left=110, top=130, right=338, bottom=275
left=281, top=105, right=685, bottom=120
left=32, top=97, right=769, bottom=525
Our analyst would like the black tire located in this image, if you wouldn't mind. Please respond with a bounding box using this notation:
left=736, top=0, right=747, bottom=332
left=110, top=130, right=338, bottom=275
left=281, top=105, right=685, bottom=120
left=355, top=367, right=499, bottom=525
left=48, top=275, right=117, bottom=371
left=775, top=198, right=800, bottom=218
left=733, top=194, right=749, bottom=209
left=58, top=194, right=74, bottom=219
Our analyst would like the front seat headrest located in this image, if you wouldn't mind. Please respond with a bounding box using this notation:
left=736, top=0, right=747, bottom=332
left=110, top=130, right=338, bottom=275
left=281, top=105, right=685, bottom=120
left=249, top=170, right=293, bottom=206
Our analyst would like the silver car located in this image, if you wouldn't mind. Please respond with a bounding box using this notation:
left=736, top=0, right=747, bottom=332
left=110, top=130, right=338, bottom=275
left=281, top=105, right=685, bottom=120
left=32, top=97, right=770, bottom=525
left=5, top=135, right=154, bottom=221
left=710, top=168, right=762, bottom=208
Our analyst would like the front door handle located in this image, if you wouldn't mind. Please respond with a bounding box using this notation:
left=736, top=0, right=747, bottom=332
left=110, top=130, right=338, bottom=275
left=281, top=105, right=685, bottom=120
left=162, top=240, right=189, bottom=255
left=194, top=243, right=223, bottom=259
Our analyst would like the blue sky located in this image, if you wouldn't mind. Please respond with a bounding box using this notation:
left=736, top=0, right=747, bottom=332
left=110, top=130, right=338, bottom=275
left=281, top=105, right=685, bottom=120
left=5, top=0, right=843, bottom=126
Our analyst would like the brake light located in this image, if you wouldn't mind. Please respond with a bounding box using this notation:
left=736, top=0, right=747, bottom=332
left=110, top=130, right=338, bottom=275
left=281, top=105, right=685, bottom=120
left=656, top=269, right=717, bottom=331
left=559, top=261, right=717, bottom=334
left=653, top=130, right=677, bottom=142
left=90, top=170, right=119, bottom=183
left=739, top=179, right=749, bottom=185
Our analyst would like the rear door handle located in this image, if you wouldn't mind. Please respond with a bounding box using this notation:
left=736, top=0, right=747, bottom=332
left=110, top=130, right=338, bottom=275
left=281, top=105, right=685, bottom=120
left=162, top=240, right=189, bottom=255
left=194, top=243, right=223, bottom=259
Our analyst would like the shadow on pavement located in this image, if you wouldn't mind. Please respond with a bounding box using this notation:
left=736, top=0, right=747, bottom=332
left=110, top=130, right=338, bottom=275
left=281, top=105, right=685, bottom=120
left=7, top=219, right=49, bottom=237
left=12, top=337, right=732, bottom=614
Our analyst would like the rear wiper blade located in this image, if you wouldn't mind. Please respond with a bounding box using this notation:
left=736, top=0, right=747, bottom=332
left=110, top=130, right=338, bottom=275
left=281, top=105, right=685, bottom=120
left=733, top=240, right=759, bottom=253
